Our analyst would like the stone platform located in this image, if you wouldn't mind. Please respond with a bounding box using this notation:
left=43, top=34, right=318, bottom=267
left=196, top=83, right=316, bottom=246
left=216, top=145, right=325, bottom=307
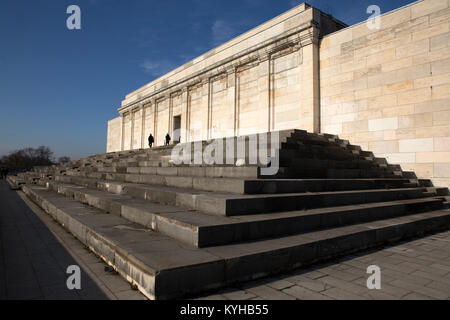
left=8, top=129, right=450, bottom=299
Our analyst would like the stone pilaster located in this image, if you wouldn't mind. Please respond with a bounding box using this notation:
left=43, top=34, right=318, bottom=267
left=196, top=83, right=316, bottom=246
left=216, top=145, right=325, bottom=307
left=168, top=94, right=173, bottom=138
left=258, top=54, right=271, bottom=133
left=153, top=99, right=158, bottom=146
left=233, top=68, right=239, bottom=137
left=201, top=78, right=210, bottom=141
left=207, top=78, right=213, bottom=140
left=120, top=112, right=126, bottom=151
left=180, top=88, right=189, bottom=143
left=130, top=109, right=135, bottom=149
left=298, top=26, right=320, bottom=133
left=140, top=104, right=146, bottom=149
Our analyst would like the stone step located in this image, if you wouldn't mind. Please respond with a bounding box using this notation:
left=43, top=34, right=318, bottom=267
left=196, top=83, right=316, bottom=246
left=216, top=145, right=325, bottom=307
left=57, top=138, right=387, bottom=178
left=281, top=141, right=360, bottom=155
left=22, top=184, right=450, bottom=300
left=82, top=131, right=376, bottom=168
left=93, top=155, right=385, bottom=171
left=44, top=179, right=440, bottom=216
left=262, top=167, right=401, bottom=179
left=279, top=149, right=380, bottom=167
left=418, top=179, right=434, bottom=187
left=55, top=172, right=419, bottom=195
left=286, top=134, right=356, bottom=150
left=92, top=130, right=297, bottom=167
left=93, top=144, right=373, bottom=169
left=36, top=166, right=408, bottom=188
left=190, top=187, right=443, bottom=216
left=55, top=174, right=248, bottom=194
left=51, top=130, right=380, bottom=171
left=36, top=180, right=446, bottom=247
left=76, top=165, right=260, bottom=179
left=427, top=186, right=450, bottom=196
left=242, top=178, right=418, bottom=194
left=64, top=147, right=174, bottom=167
left=282, top=157, right=381, bottom=169
left=69, top=160, right=399, bottom=180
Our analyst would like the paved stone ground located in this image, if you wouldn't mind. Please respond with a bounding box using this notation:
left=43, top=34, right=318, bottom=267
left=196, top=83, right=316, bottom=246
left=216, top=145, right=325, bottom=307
left=196, top=232, right=450, bottom=300
left=0, top=180, right=146, bottom=300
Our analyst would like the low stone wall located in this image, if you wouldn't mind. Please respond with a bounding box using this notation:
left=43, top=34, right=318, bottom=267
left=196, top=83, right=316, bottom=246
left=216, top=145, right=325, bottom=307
left=319, top=0, right=450, bottom=187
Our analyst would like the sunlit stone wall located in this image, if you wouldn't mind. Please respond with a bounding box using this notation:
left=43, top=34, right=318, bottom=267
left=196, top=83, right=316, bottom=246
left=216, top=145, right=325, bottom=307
left=107, top=0, right=450, bottom=187
left=107, top=3, right=345, bottom=150
left=319, top=0, right=450, bottom=187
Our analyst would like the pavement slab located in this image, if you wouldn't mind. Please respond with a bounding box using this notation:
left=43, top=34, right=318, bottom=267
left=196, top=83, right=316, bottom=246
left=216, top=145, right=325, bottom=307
left=0, top=180, right=146, bottom=300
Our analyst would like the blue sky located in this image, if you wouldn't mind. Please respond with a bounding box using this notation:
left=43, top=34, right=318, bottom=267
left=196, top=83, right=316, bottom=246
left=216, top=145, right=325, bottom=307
left=0, top=0, right=417, bottom=160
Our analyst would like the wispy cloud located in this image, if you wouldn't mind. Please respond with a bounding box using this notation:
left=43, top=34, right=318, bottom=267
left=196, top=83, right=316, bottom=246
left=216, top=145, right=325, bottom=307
left=139, top=59, right=178, bottom=77
left=211, top=20, right=236, bottom=47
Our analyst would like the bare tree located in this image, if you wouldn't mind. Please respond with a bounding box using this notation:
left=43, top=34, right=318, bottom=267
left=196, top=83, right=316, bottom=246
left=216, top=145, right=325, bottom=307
left=1, top=146, right=55, bottom=172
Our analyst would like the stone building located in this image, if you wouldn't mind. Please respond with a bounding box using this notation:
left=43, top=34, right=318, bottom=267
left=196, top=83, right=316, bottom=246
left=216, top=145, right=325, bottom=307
left=107, top=0, right=450, bottom=187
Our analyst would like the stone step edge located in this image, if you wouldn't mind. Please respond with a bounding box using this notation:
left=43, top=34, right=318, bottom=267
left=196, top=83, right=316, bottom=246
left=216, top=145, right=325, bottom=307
left=56, top=173, right=248, bottom=194
left=54, top=173, right=417, bottom=195
left=41, top=180, right=446, bottom=247
left=45, top=178, right=435, bottom=216
left=190, top=187, right=436, bottom=216
left=21, top=184, right=450, bottom=300
left=70, top=165, right=402, bottom=182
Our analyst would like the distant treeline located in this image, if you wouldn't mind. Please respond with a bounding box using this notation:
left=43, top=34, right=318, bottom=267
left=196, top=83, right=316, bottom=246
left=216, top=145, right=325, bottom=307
left=0, top=146, right=70, bottom=172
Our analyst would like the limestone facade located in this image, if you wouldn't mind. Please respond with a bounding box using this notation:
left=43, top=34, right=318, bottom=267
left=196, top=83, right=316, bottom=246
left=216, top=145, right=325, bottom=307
left=319, top=0, right=450, bottom=187
left=107, top=0, right=450, bottom=187
left=107, top=4, right=345, bottom=150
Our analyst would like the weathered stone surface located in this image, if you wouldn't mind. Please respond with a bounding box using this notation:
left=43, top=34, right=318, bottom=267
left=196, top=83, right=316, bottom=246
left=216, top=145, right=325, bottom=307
left=319, top=1, right=450, bottom=188
left=12, top=126, right=450, bottom=299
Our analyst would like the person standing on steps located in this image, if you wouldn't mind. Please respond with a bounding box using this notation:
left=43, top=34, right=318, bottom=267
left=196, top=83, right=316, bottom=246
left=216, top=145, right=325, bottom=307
left=148, top=133, right=154, bottom=148
left=165, top=133, right=171, bottom=146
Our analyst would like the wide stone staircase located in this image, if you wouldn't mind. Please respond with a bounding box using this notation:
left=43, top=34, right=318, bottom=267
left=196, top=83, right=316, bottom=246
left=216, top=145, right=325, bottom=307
left=7, top=129, right=450, bottom=299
